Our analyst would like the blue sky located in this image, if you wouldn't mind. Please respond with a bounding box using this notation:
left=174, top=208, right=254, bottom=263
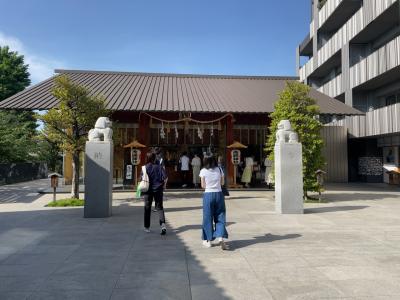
left=0, top=0, right=311, bottom=84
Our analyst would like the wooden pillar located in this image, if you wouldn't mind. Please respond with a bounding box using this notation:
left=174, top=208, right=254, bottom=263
left=64, top=152, right=73, bottom=185
left=226, top=114, right=234, bottom=185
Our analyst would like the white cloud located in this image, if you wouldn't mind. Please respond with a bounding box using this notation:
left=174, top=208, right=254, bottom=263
left=0, top=32, right=65, bottom=84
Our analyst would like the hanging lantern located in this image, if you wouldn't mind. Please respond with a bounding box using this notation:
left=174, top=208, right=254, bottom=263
left=218, top=121, right=222, bottom=131
left=197, top=125, right=203, bottom=140
left=166, top=122, right=171, bottom=133
left=210, top=124, right=214, bottom=137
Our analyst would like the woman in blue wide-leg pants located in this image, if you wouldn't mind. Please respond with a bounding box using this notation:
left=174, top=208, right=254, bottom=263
left=199, top=156, right=229, bottom=250
left=202, top=191, right=228, bottom=241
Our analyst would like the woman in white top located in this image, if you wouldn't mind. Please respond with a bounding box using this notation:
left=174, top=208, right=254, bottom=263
left=199, top=156, right=229, bottom=250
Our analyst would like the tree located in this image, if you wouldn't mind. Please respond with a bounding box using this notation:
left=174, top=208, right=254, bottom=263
left=0, top=46, right=30, bottom=100
left=38, top=75, right=109, bottom=199
left=0, top=46, right=37, bottom=163
left=266, top=81, right=324, bottom=198
left=35, top=135, right=63, bottom=173
left=0, top=110, right=38, bottom=163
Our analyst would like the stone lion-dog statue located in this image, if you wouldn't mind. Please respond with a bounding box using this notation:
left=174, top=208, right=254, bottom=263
left=88, top=117, right=113, bottom=142
left=275, top=120, right=298, bottom=144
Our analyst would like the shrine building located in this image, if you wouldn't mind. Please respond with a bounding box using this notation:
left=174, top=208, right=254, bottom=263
left=0, top=69, right=362, bottom=187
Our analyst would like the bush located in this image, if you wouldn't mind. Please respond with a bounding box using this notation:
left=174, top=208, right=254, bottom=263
left=46, top=198, right=84, bottom=207
left=265, top=81, right=324, bottom=198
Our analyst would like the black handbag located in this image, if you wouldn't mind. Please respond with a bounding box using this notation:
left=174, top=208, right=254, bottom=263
left=222, top=185, right=230, bottom=197
left=219, top=167, right=230, bottom=197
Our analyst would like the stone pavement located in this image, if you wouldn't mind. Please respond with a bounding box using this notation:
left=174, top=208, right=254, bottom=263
left=0, top=179, right=49, bottom=204
left=0, top=185, right=400, bottom=299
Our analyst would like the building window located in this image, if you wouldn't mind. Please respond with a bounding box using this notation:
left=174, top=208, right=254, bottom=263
left=385, top=94, right=398, bottom=107
left=384, top=147, right=396, bottom=165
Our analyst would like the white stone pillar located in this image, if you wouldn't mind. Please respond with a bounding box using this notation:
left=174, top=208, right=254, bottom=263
left=274, top=120, right=304, bottom=214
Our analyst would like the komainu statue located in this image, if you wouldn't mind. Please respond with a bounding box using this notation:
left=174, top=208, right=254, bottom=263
left=88, top=117, right=113, bottom=142
left=275, top=120, right=298, bottom=144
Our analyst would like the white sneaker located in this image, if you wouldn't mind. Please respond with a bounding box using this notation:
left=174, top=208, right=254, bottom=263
left=160, top=224, right=167, bottom=235
left=202, top=240, right=211, bottom=248
left=182, top=184, right=187, bottom=188
left=144, top=227, right=151, bottom=233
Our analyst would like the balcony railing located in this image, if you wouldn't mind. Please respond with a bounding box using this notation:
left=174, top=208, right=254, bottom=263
left=319, top=0, right=344, bottom=28
left=363, top=0, right=397, bottom=24
left=318, top=7, right=364, bottom=67
left=317, top=0, right=396, bottom=71
left=350, top=35, right=400, bottom=89
left=317, top=73, right=343, bottom=98
left=330, top=103, right=400, bottom=137
left=310, top=19, right=315, bottom=38
left=299, top=58, right=314, bottom=82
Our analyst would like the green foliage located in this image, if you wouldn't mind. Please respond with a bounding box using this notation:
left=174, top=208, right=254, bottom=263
left=0, top=110, right=38, bottom=163
left=0, top=46, right=36, bottom=163
left=38, top=75, right=109, bottom=154
left=46, top=198, right=84, bottom=207
left=0, top=46, right=30, bottom=101
left=266, top=81, right=324, bottom=196
left=35, top=134, right=63, bottom=173
left=37, top=75, right=109, bottom=198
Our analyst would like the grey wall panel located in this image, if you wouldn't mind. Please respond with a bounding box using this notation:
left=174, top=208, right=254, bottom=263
left=321, top=126, right=349, bottom=182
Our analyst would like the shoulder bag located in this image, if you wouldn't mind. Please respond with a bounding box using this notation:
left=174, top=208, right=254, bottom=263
left=138, top=165, right=150, bottom=192
left=219, top=167, right=230, bottom=197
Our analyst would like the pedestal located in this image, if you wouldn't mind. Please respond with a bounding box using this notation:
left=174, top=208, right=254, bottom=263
left=274, top=142, right=303, bottom=214
left=84, top=141, right=113, bottom=218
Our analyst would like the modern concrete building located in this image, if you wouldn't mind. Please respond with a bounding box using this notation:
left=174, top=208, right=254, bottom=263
left=297, top=0, right=400, bottom=183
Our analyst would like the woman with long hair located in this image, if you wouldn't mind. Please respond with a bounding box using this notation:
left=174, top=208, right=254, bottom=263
left=199, top=156, right=229, bottom=250
left=142, top=152, right=168, bottom=235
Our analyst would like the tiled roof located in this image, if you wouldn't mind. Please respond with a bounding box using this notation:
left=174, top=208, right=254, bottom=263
left=0, top=69, right=363, bottom=115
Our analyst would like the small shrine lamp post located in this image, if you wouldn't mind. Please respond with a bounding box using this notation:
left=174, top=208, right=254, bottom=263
left=315, top=169, right=327, bottom=202
left=227, top=141, right=247, bottom=188
left=48, top=173, right=62, bottom=202
left=123, top=140, right=146, bottom=187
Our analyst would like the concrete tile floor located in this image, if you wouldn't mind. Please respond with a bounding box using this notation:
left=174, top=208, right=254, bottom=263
left=0, top=186, right=400, bottom=299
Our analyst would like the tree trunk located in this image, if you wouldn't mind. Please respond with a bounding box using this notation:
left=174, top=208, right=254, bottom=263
left=71, top=151, right=80, bottom=199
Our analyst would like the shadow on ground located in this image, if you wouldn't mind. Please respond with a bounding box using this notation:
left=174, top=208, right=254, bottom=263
left=0, top=179, right=49, bottom=204
left=228, top=233, right=302, bottom=251
left=325, top=182, right=400, bottom=192
left=0, top=205, right=232, bottom=299
left=305, top=205, right=369, bottom=214
left=322, top=193, right=400, bottom=202
left=173, top=222, right=236, bottom=234
left=225, top=196, right=265, bottom=200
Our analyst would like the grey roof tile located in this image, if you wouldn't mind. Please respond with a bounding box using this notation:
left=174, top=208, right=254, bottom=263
left=0, top=69, right=363, bottom=115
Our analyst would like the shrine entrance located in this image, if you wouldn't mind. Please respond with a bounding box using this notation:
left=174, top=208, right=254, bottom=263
left=114, top=111, right=271, bottom=189
left=145, top=112, right=229, bottom=187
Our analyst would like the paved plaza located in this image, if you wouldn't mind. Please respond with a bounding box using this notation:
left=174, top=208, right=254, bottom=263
left=1, top=182, right=400, bottom=299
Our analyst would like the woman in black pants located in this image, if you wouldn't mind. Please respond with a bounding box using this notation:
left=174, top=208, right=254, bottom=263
left=143, top=152, right=168, bottom=235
